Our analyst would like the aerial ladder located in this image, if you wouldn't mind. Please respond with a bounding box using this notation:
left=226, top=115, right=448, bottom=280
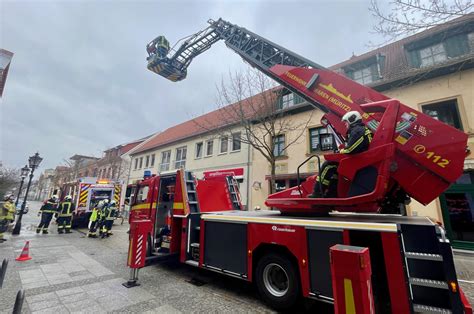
left=146, top=18, right=469, bottom=215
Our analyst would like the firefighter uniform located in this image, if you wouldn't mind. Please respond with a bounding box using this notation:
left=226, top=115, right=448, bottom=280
left=57, top=200, right=75, bottom=234
left=310, top=161, right=339, bottom=198
left=0, top=196, right=16, bottom=242
left=155, top=36, right=170, bottom=58
left=339, top=121, right=373, bottom=154
left=101, top=202, right=117, bottom=237
left=37, top=197, right=58, bottom=234
left=87, top=206, right=99, bottom=238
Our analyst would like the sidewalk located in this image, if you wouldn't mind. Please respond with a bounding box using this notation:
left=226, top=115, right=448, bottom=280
left=0, top=201, right=271, bottom=313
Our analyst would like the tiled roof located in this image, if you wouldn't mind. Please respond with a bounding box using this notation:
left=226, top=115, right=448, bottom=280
left=132, top=89, right=277, bottom=155
left=330, top=14, right=474, bottom=86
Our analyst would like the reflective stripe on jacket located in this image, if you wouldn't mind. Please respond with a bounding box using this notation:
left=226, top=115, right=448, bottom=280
left=58, top=201, right=74, bottom=217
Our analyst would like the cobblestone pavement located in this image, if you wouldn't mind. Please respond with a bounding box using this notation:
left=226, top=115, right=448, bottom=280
left=0, top=201, right=473, bottom=313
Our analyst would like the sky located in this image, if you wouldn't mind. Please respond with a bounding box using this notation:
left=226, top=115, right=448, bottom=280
left=0, top=0, right=386, bottom=173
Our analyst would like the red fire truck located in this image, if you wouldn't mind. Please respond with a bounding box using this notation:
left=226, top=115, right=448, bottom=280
left=60, top=177, right=123, bottom=227
left=128, top=19, right=472, bottom=312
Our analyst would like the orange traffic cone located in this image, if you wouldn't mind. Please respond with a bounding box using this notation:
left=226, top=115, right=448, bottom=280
left=15, top=241, right=32, bottom=261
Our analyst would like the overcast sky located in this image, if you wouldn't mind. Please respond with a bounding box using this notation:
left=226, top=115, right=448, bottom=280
left=1, top=0, right=386, bottom=173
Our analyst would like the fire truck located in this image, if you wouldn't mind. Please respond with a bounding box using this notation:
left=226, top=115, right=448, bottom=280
left=60, top=177, right=123, bottom=227
left=129, top=19, right=472, bottom=312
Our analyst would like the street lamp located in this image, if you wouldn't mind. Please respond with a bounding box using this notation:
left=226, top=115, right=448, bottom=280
left=12, top=152, right=43, bottom=235
left=15, top=165, right=30, bottom=207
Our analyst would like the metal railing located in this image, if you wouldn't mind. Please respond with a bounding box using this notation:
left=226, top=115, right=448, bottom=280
left=296, top=155, right=322, bottom=197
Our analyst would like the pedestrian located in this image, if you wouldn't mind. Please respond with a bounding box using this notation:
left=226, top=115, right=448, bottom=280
left=0, top=195, right=16, bottom=243
left=36, top=195, right=58, bottom=234
left=87, top=201, right=101, bottom=238
left=101, top=200, right=117, bottom=237
left=56, top=195, right=74, bottom=234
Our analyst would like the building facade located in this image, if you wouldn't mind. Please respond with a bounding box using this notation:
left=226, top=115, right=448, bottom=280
left=128, top=112, right=251, bottom=208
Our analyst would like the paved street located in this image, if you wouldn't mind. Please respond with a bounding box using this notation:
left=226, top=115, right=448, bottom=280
left=0, top=201, right=473, bottom=313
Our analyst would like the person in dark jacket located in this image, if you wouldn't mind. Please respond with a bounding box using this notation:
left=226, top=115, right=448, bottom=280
left=37, top=195, right=58, bottom=234
left=309, top=111, right=373, bottom=198
left=56, top=195, right=75, bottom=234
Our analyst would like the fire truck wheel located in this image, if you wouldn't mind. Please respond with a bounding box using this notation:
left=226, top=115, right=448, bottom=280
left=255, top=253, right=300, bottom=310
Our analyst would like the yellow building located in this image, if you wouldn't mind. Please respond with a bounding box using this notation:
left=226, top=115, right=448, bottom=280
left=250, top=15, right=474, bottom=249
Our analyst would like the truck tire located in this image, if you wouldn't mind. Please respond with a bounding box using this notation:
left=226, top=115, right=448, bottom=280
left=255, top=253, right=300, bottom=310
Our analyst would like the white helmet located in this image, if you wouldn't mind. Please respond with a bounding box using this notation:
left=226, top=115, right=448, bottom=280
left=110, top=200, right=116, bottom=206
left=98, top=200, right=104, bottom=207
left=4, top=194, right=14, bottom=201
left=103, top=199, right=109, bottom=204
left=65, top=195, right=72, bottom=201
left=341, top=111, right=362, bottom=126
left=51, top=195, right=59, bottom=201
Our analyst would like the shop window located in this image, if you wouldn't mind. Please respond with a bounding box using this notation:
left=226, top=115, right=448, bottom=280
left=175, top=146, right=187, bottom=169
left=422, top=99, right=463, bottom=130
left=195, top=142, right=203, bottom=159
left=160, top=150, right=171, bottom=172
left=274, top=180, right=286, bottom=192
left=444, top=192, right=474, bottom=242
left=273, top=134, right=286, bottom=157
left=309, top=127, right=334, bottom=152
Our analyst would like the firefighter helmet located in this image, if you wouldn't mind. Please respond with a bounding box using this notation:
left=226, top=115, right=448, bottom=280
left=103, top=199, right=109, bottom=204
left=341, top=111, right=362, bottom=125
left=65, top=195, right=72, bottom=201
left=4, top=194, right=14, bottom=201
left=110, top=200, right=116, bottom=206
left=51, top=195, right=59, bottom=201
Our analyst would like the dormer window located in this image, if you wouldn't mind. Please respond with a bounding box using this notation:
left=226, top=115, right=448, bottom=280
left=343, top=55, right=382, bottom=85
left=277, top=90, right=305, bottom=110
left=419, top=43, right=447, bottom=67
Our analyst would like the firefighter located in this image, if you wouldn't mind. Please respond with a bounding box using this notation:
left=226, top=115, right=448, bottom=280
left=103, top=200, right=118, bottom=237
left=87, top=201, right=101, bottom=238
left=98, top=199, right=109, bottom=237
left=0, top=195, right=16, bottom=242
left=56, top=195, right=74, bottom=234
left=147, top=36, right=170, bottom=59
left=36, top=195, right=58, bottom=234
left=309, top=111, right=373, bottom=198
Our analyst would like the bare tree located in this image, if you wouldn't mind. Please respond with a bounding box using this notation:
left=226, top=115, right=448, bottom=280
left=196, top=69, right=314, bottom=194
left=0, top=166, right=20, bottom=197
left=370, top=0, right=473, bottom=42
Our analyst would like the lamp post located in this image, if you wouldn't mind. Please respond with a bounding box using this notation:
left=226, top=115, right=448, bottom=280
left=15, top=165, right=30, bottom=207
left=12, top=153, right=43, bottom=235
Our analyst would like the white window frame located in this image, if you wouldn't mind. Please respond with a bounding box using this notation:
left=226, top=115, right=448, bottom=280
left=206, top=140, right=214, bottom=156
left=160, top=150, right=171, bottom=172
left=175, top=146, right=187, bottom=169
left=220, top=136, right=229, bottom=154
left=195, top=142, right=203, bottom=159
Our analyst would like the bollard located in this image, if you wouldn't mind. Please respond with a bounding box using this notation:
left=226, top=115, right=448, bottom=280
left=0, top=258, right=8, bottom=288
left=12, top=289, right=25, bottom=314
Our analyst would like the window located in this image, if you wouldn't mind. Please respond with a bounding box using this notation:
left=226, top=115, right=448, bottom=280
left=139, top=157, right=143, bottom=169
left=277, top=92, right=305, bottom=110
left=206, top=140, right=214, bottom=156
left=352, top=66, right=376, bottom=84
left=135, top=185, right=149, bottom=204
left=419, top=43, right=447, bottom=67
left=150, top=154, right=155, bottom=167
left=232, top=133, right=241, bottom=151
left=407, top=33, right=471, bottom=68
left=273, top=135, right=285, bottom=157
left=175, top=146, right=187, bottom=169
left=274, top=180, right=286, bottom=192
left=160, top=150, right=171, bottom=172
left=195, top=142, right=203, bottom=158
left=220, top=136, right=228, bottom=154
left=309, top=127, right=334, bottom=152
left=145, top=155, right=150, bottom=168
left=422, top=99, right=463, bottom=130
left=134, top=158, right=138, bottom=170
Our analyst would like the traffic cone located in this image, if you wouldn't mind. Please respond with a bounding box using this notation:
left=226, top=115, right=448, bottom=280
left=15, top=241, right=32, bottom=261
